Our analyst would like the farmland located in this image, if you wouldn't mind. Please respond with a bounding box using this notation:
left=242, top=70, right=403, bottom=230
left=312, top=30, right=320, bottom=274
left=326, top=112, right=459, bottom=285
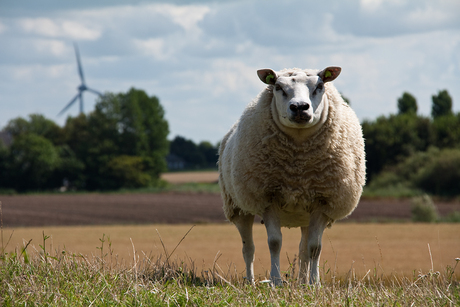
left=3, top=223, right=460, bottom=279
left=1, top=170, right=459, bottom=278
left=1, top=172, right=460, bottom=305
left=0, top=172, right=460, bottom=306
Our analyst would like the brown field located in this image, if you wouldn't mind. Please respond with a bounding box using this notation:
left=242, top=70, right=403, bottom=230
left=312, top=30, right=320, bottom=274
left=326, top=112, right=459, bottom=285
left=160, top=171, right=219, bottom=184
left=1, top=171, right=460, bottom=280
left=3, top=223, right=460, bottom=280
left=1, top=192, right=460, bottom=227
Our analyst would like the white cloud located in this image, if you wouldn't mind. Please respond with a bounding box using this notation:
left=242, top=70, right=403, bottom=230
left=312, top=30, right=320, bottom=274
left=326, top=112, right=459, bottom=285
left=1, top=0, right=460, bottom=144
left=134, top=38, right=167, bottom=60
left=34, top=39, right=68, bottom=56
left=406, top=3, right=460, bottom=28
left=156, top=4, right=210, bottom=31
left=0, top=21, right=6, bottom=33
left=360, top=0, right=405, bottom=12
left=18, top=17, right=101, bottom=40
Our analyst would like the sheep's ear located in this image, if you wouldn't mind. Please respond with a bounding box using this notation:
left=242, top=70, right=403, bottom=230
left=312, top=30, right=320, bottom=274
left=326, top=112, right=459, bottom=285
left=257, top=69, right=277, bottom=85
left=318, top=67, right=341, bottom=83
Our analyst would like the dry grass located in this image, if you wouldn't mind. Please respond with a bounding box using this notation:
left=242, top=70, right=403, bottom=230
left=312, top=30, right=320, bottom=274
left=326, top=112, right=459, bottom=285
left=1, top=223, right=459, bottom=306
left=3, top=223, right=459, bottom=280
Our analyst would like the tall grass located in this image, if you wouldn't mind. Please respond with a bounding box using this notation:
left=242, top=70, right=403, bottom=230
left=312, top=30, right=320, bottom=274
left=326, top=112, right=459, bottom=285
left=1, top=228, right=459, bottom=306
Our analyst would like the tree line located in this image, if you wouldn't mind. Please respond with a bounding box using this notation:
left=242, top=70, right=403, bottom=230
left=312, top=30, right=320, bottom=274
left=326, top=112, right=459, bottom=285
left=0, top=88, right=220, bottom=193
left=0, top=88, right=169, bottom=192
left=363, top=89, right=460, bottom=196
left=0, top=87, right=458, bottom=195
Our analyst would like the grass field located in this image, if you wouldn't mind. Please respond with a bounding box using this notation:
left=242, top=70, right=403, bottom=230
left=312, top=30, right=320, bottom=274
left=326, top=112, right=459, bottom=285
left=2, top=223, right=459, bottom=306
left=3, top=223, right=459, bottom=279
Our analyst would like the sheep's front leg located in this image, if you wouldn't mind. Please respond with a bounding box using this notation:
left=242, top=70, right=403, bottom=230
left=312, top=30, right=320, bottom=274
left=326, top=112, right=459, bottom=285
left=299, top=211, right=329, bottom=284
left=298, top=226, right=310, bottom=284
left=263, top=206, right=283, bottom=286
left=233, top=213, right=255, bottom=283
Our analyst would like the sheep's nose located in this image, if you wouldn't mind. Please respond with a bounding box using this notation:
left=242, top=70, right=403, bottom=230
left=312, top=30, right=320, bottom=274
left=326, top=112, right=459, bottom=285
left=289, top=103, right=310, bottom=112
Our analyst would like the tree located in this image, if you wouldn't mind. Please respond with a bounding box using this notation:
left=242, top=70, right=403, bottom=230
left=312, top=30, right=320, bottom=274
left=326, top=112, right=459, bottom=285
left=7, top=134, right=60, bottom=191
left=5, top=114, right=63, bottom=144
left=432, top=112, right=460, bottom=149
left=63, top=88, right=169, bottom=190
left=106, top=155, right=153, bottom=188
left=362, top=114, right=434, bottom=180
left=397, top=92, right=417, bottom=115
left=431, top=89, right=453, bottom=118
left=170, top=136, right=205, bottom=168
left=198, top=141, right=218, bottom=167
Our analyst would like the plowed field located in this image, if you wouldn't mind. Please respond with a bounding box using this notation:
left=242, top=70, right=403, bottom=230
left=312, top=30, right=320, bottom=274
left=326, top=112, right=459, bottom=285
left=1, top=193, right=460, bottom=227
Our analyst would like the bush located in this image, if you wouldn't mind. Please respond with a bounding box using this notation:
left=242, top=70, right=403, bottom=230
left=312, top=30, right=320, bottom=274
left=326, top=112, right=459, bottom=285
left=107, top=155, right=153, bottom=188
left=415, top=149, right=460, bottom=196
left=411, top=194, right=438, bottom=223
left=443, top=211, right=460, bottom=223
left=368, top=147, right=460, bottom=197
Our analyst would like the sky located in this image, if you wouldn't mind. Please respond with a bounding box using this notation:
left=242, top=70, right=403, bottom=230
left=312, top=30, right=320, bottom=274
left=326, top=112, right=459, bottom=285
left=1, top=0, right=459, bottom=144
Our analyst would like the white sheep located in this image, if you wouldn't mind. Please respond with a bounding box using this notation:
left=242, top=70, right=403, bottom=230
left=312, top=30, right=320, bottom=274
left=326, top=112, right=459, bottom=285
left=218, top=67, right=365, bottom=285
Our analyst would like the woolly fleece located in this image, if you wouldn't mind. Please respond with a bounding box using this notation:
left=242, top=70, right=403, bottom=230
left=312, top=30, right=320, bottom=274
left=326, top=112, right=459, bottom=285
left=218, top=68, right=366, bottom=227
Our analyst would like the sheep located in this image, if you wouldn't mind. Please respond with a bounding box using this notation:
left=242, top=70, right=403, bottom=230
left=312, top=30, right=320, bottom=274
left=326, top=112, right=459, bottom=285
left=218, top=66, right=365, bottom=285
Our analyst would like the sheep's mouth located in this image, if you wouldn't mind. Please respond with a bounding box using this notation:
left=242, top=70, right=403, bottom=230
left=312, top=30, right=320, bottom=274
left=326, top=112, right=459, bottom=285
left=290, top=112, right=312, bottom=124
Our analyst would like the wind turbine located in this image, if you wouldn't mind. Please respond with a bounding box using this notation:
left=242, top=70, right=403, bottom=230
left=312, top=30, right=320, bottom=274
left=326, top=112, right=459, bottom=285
left=58, top=43, right=102, bottom=116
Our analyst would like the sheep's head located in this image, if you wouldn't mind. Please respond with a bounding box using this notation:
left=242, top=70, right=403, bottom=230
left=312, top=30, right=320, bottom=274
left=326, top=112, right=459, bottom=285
left=257, top=67, right=341, bottom=129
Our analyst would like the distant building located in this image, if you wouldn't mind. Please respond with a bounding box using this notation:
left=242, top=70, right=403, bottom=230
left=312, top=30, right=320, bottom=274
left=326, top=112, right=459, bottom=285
left=166, top=154, right=186, bottom=170
left=0, top=130, right=12, bottom=147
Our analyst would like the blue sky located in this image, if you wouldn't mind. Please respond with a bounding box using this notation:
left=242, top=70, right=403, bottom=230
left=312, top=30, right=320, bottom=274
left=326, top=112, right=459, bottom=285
left=1, top=0, right=459, bottom=143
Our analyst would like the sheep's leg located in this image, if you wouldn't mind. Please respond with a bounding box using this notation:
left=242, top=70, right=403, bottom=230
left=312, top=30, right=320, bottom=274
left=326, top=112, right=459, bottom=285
left=263, top=206, right=283, bottom=286
left=233, top=213, right=255, bottom=283
left=298, top=226, right=310, bottom=284
left=305, top=211, right=330, bottom=284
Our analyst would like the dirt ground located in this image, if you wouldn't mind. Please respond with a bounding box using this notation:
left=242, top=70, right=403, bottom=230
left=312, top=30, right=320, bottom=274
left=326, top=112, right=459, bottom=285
left=1, top=192, right=460, bottom=228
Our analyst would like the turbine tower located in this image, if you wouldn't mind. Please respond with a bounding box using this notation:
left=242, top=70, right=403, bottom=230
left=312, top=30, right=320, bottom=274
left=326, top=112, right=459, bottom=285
left=58, top=43, right=102, bottom=116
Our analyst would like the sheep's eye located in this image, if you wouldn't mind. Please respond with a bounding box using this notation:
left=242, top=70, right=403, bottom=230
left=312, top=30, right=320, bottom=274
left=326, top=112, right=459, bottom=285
left=313, top=83, right=324, bottom=95
left=275, top=84, right=287, bottom=96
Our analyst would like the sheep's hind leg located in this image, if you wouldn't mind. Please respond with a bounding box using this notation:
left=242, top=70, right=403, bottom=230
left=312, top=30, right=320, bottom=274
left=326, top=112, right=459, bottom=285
left=233, top=213, right=255, bottom=284
left=263, top=206, right=283, bottom=286
left=304, top=211, right=330, bottom=285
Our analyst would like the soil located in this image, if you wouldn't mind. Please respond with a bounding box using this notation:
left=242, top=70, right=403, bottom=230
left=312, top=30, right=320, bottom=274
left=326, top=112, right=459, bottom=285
left=1, top=193, right=459, bottom=228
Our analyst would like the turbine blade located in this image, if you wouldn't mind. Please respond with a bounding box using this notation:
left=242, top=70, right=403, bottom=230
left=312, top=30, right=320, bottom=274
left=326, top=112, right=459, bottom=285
left=86, top=88, right=103, bottom=96
left=58, top=93, right=79, bottom=116
left=74, top=42, right=86, bottom=85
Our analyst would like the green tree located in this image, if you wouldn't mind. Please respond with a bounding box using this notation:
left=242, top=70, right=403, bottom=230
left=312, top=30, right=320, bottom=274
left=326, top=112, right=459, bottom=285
left=0, top=142, right=10, bottom=190
left=198, top=141, right=218, bottom=168
left=362, top=114, right=433, bottom=180
left=7, top=134, right=60, bottom=191
left=6, top=114, right=63, bottom=144
left=397, top=92, right=417, bottom=115
left=106, top=155, right=153, bottom=188
left=432, top=113, right=460, bottom=149
left=170, top=136, right=205, bottom=168
left=64, top=88, right=169, bottom=190
left=431, top=89, right=453, bottom=118
left=416, top=148, right=460, bottom=196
